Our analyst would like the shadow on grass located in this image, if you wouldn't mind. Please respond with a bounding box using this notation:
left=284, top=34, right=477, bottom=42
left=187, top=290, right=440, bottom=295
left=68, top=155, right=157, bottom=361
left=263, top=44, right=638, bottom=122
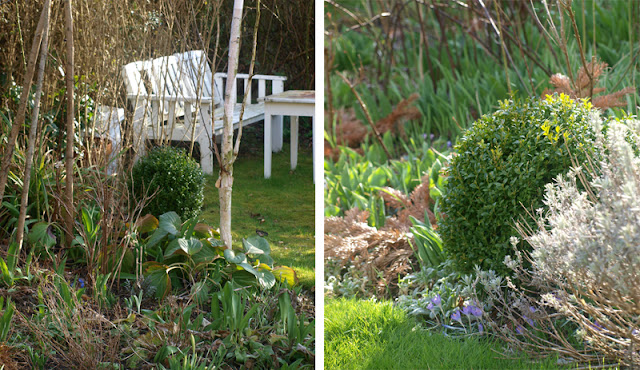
left=199, top=141, right=315, bottom=288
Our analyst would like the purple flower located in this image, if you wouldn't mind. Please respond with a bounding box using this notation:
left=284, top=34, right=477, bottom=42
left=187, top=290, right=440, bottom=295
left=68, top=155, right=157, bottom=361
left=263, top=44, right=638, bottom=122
left=462, top=305, right=473, bottom=316
left=431, top=294, right=441, bottom=306
left=430, top=133, right=435, bottom=141
left=447, top=140, right=452, bottom=149
left=470, top=306, right=483, bottom=318
left=529, top=306, right=536, bottom=313
left=426, top=302, right=434, bottom=310
left=523, top=315, right=535, bottom=326
left=478, top=323, right=484, bottom=333
left=590, top=321, right=603, bottom=331
left=423, top=133, right=428, bottom=140
left=451, top=310, right=462, bottom=323
left=516, top=325, right=525, bottom=335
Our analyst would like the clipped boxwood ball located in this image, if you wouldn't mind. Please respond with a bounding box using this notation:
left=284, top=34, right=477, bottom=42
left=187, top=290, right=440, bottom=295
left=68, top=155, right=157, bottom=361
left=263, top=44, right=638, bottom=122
left=439, top=94, right=598, bottom=276
left=130, top=146, right=205, bottom=220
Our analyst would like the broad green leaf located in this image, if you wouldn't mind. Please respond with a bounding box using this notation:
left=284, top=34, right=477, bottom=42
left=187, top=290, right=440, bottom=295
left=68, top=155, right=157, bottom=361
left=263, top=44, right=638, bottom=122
left=242, top=236, right=271, bottom=255
left=135, top=214, right=159, bottom=234
left=193, top=223, right=216, bottom=238
left=164, top=238, right=202, bottom=258
left=143, top=262, right=171, bottom=299
left=272, top=266, right=299, bottom=288
left=27, top=222, right=56, bottom=248
left=158, top=212, right=181, bottom=235
left=192, top=241, right=222, bottom=264
left=224, top=249, right=247, bottom=265
left=146, top=212, right=181, bottom=248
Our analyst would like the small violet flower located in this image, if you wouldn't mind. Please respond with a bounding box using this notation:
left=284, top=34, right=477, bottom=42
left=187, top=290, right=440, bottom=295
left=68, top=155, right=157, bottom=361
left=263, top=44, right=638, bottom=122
left=470, top=306, right=483, bottom=318
left=516, top=325, right=525, bottom=335
left=78, top=278, right=85, bottom=289
left=590, top=321, right=603, bottom=331
left=529, top=306, right=536, bottom=314
left=451, top=310, right=462, bottom=323
left=423, top=133, right=428, bottom=140
left=462, top=305, right=473, bottom=316
left=523, top=315, right=535, bottom=326
left=431, top=294, right=441, bottom=307
left=478, top=323, right=484, bottom=333
left=447, top=140, right=452, bottom=149
left=426, top=302, right=434, bottom=310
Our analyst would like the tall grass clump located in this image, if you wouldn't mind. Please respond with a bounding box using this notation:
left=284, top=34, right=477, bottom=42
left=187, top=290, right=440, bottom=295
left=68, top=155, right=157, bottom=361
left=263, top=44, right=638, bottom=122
left=439, top=94, right=599, bottom=276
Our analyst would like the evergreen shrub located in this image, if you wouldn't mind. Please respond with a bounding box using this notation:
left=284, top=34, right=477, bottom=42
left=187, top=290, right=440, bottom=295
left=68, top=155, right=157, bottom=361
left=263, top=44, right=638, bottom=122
left=130, top=146, right=205, bottom=220
left=439, top=94, right=598, bottom=275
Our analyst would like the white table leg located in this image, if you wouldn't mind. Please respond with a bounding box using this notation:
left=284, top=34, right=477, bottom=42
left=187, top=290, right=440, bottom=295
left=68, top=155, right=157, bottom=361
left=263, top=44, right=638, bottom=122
left=264, top=112, right=272, bottom=178
left=290, top=116, right=298, bottom=170
left=271, top=114, right=283, bottom=152
left=312, top=115, right=317, bottom=184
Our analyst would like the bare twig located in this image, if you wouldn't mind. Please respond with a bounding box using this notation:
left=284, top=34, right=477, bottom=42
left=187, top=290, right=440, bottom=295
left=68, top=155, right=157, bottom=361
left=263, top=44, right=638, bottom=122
left=336, top=71, right=392, bottom=161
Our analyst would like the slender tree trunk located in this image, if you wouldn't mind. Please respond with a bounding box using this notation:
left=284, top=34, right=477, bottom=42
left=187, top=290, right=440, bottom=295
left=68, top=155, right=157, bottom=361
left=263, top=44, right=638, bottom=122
left=217, top=0, right=244, bottom=248
left=15, top=0, right=52, bottom=251
left=64, top=0, right=75, bottom=248
left=0, top=2, right=50, bottom=204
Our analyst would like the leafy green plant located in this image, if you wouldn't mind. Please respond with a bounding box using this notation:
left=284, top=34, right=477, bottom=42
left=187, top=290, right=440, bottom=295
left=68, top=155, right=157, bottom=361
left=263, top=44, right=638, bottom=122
left=0, top=242, right=20, bottom=287
left=409, top=215, right=445, bottom=270
left=130, top=146, right=205, bottom=220
left=324, top=142, right=448, bottom=227
left=278, top=292, right=314, bottom=346
left=439, top=94, right=599, bottom=275
left=207, top=282, right=260, bottom=342
left=0, top=296, right=15, bottom=342
left=140, top=211, right=224, bottom=299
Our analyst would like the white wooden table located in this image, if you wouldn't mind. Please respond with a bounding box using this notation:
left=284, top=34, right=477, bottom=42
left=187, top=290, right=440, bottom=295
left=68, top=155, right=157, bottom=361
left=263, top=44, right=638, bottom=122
left=260, top=90, right=316, bottom=183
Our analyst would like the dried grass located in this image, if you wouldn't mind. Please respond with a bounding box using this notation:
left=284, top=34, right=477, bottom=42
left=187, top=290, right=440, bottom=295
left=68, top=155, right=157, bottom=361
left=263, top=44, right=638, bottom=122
left=15, top=280, right=123, bottom=369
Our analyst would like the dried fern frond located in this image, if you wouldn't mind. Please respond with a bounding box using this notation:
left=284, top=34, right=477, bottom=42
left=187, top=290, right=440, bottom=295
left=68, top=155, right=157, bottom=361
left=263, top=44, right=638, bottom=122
left=592, top=86, right=635, bottom=109
left=379, top=175, right=436, bottom=226
left=379, top=186, right=410, bottom=210
left=325, top=211, right=415, bottom=298
left=542, top=57, right=634, bottom=110
left=375, top=93, right=421, bottom=138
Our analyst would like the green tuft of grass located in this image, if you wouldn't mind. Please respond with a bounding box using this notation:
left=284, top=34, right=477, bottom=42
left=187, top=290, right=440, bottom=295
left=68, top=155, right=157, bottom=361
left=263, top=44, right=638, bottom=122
left=200, top=141, right=314, bottom=288
left=325, top=298, right=560, bottom=370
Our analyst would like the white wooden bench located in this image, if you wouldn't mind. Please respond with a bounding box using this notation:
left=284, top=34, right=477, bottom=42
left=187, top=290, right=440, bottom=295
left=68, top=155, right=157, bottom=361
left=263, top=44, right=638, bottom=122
left=122, top=50, right=286, bottom=174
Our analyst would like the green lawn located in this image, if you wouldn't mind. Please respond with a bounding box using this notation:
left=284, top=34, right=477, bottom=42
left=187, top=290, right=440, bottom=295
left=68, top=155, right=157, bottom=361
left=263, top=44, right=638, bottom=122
left=325, top=298, right=560, bottom=370
left=199, top=141, right=315, bottom=288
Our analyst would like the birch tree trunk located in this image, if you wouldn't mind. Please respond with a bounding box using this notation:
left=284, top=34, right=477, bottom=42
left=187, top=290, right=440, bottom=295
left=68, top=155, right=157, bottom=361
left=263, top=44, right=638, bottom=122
left=0, top=2, right=50, bottom=204
left=217, top=0, right=244, bottom=248
left=15, top=0, right=52, bottom=252
left=63, top=0, right=75, bottom=248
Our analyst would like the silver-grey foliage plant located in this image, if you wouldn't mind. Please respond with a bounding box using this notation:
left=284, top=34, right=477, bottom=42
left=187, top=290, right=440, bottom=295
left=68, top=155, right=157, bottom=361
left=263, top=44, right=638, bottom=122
left=500, top=114, right=640, bottom=365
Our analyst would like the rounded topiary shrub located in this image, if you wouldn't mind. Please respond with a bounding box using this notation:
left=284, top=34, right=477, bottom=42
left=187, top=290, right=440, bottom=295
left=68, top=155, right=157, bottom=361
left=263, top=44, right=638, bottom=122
left=130, top=146, right=205, bottom=220
left=439, top=94, right=599, bottom=276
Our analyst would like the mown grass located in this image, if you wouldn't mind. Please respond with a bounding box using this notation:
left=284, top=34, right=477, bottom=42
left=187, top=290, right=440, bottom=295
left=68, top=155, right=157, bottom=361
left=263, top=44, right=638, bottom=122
left=200, top=138, right=315, bottom=288
left=325, top=298, right=561, bottom=370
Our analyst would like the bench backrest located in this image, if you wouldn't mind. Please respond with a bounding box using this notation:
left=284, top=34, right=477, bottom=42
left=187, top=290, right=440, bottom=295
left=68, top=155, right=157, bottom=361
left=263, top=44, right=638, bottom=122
left=122, top=50, right=221, bottom=108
